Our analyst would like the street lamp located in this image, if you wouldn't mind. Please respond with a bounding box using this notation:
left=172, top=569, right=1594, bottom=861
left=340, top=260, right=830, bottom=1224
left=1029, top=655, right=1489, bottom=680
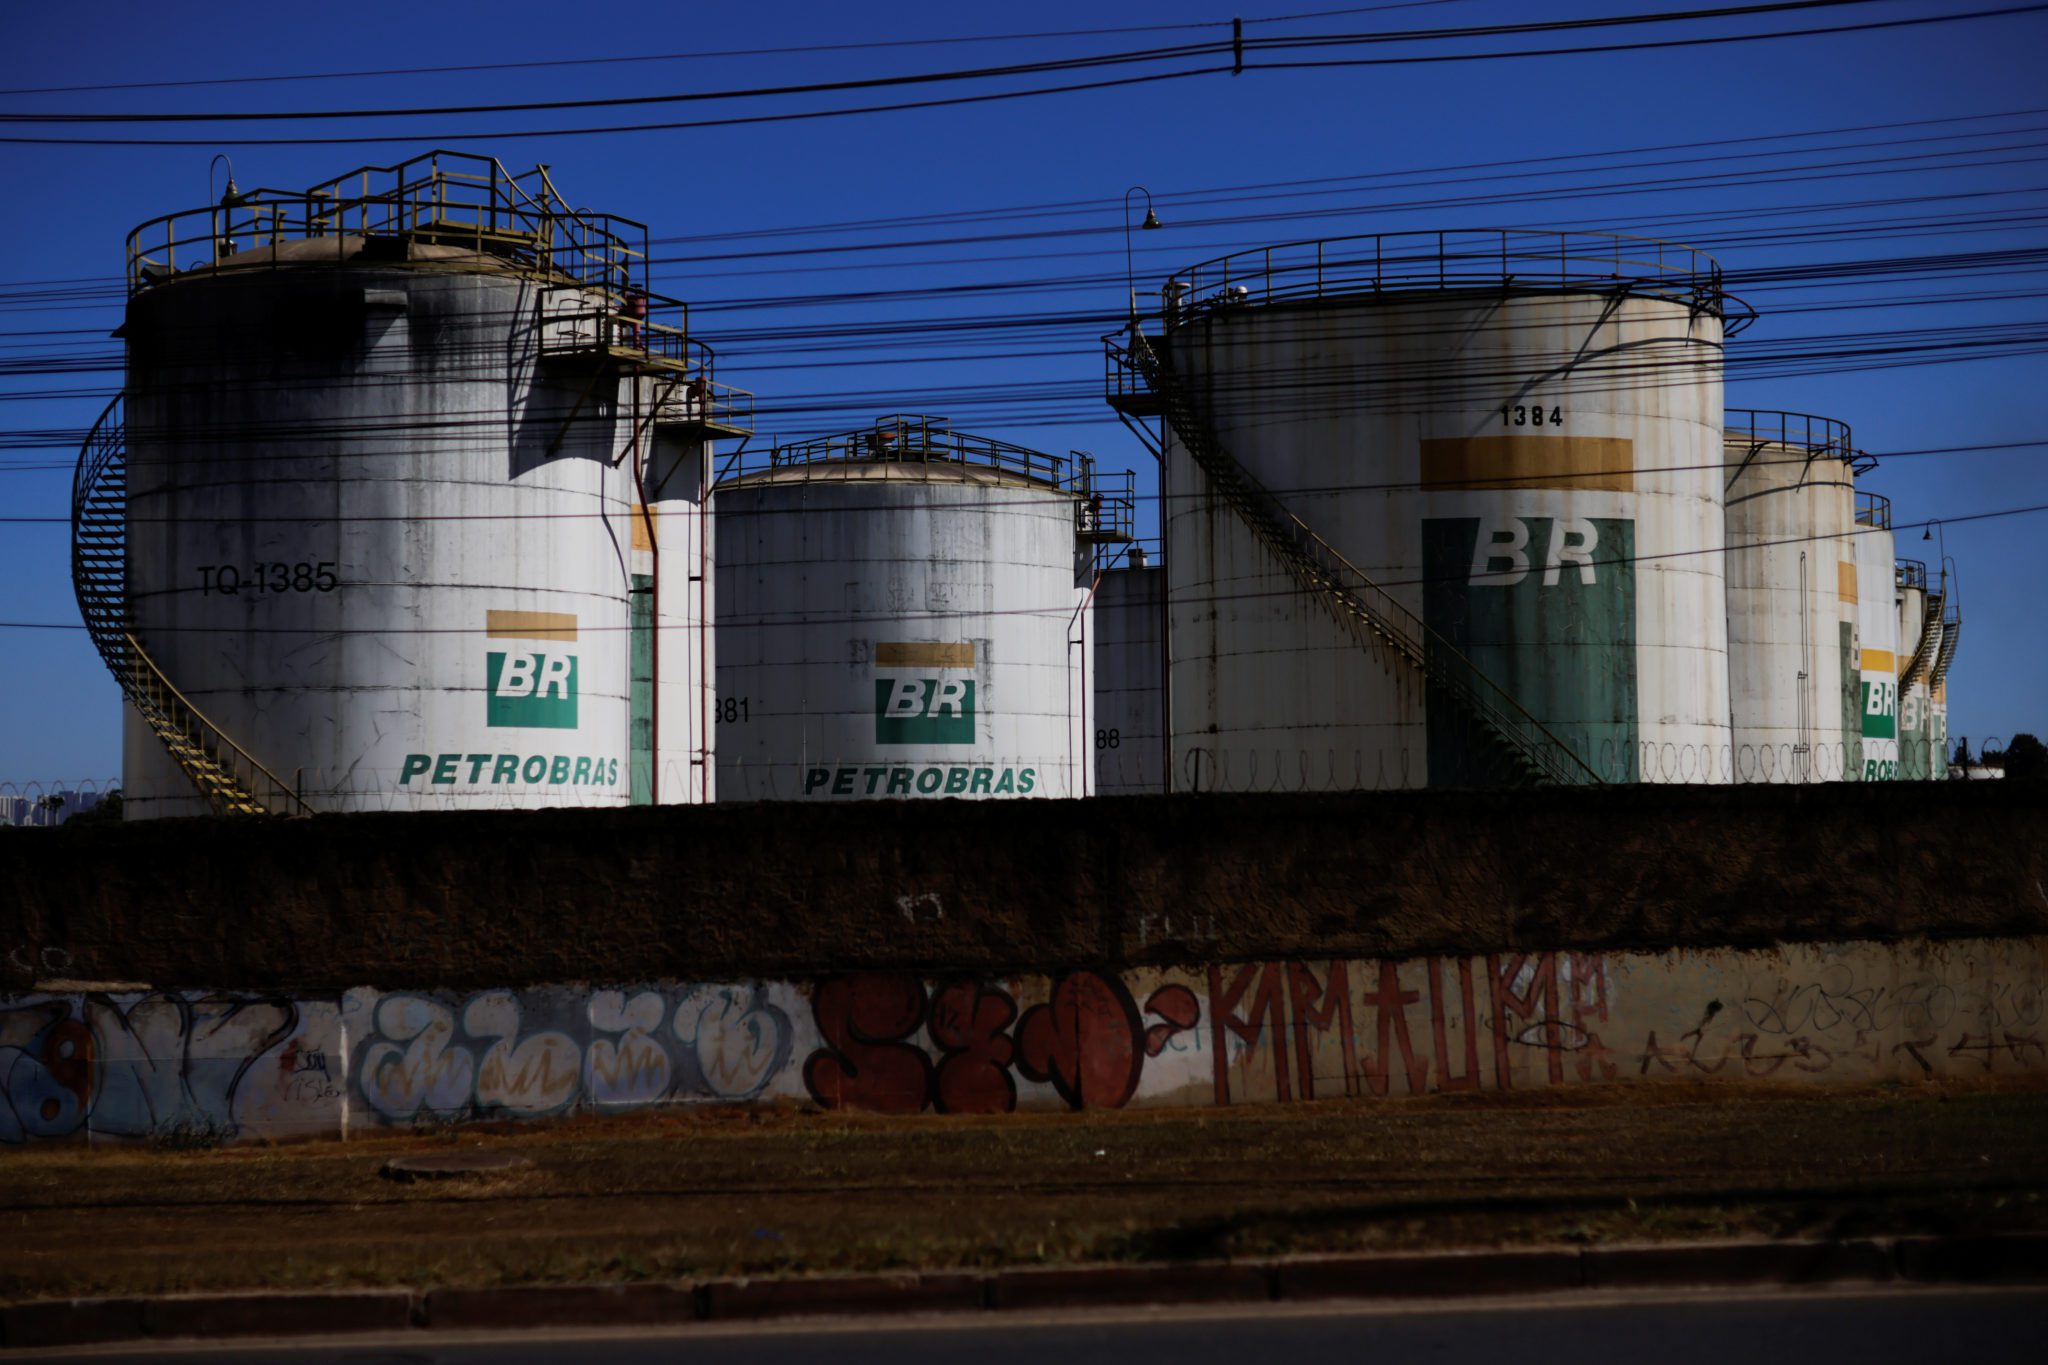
left=1124, top=186, right=1162, bottom=321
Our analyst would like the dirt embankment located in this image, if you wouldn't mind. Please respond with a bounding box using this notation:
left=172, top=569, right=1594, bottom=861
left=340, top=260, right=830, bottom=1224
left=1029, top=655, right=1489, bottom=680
left=3, top=1085, right=2045, bottom=1300
left=4, top=783, right=2044, bottom=991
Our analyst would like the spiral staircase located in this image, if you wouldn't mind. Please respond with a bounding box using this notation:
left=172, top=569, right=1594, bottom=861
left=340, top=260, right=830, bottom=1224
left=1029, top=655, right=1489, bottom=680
left=71, top=394, right=310, bottom=817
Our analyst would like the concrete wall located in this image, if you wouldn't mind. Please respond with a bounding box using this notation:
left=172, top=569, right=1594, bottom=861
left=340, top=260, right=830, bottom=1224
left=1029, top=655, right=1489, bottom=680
left=5, top=784, right=2045, bottom=992
left=3, top=937, right=2040, bottom=1143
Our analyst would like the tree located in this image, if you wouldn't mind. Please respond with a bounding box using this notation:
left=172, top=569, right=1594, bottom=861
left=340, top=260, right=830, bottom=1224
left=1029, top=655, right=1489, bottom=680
left=2004, top=733, right=2046, bottom=781
left=66, top=789, right=123, bottom=826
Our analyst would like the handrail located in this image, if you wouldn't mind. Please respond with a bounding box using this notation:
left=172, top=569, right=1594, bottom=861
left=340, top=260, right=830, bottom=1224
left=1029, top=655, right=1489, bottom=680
left=1855, top=491, right=1892, bottom=530
left=121, top=631, right=312, bottom=815
left=126, top=150, right=650, bottom=297
left=1895, top=559, right=1928, bottom=591
left=539, top=288, right=700, bottom=371
left=1725, top=409, right=1874, bottom=480
left=1159, top=228, right=1729, bottom=327
left=1111, top=330, right=1600, bottom=787
left=1930, top=595, right=1962, bottom=687
left=734, top=415, right=1074, bottom=489
left=1074, top=456, right=1138, bottom=541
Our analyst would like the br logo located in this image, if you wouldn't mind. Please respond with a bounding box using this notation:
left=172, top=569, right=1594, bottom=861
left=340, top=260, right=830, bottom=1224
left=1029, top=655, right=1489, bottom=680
left=486, top=610, right=580, bottom=730
left=1468, top=515, right=1601, bottom=586
left=873, top=641, right=976, bottom=745
left=1861, top=676, right=1897, bottom=740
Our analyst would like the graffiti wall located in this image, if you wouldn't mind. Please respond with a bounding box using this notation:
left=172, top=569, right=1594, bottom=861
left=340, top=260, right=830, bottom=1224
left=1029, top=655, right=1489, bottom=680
left=2, top=938, right=2041, bottom=1144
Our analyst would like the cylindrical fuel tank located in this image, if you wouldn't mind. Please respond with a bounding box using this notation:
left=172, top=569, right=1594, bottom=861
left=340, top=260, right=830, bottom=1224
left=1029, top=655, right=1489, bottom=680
left=1852, top=493, right=1899, bottom=780
left=1895, top=565, right=1935, bottom=781
left=109, top=153, right=734, bottom=822
left=1157, top=231, right=1730, bottom=789
left=714, top=419, right=1093, bottom=801
left=1092, top=551, right=1165, bottom=794
left=1723, top=411, right=1858, bottom=782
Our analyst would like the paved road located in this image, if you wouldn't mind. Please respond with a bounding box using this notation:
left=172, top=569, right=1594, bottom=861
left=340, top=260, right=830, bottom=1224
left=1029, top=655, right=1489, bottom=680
left=25, top=1287, right=2044, bottom=1364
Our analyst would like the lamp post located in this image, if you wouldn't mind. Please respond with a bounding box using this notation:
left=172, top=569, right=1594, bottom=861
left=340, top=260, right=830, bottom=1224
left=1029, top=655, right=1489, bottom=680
left=1124, top=186, right=1162, bottom=322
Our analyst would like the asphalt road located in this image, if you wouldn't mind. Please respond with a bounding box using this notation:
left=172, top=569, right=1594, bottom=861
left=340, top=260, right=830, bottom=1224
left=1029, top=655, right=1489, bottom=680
left=21, top=1287, right=2045, bottom=1364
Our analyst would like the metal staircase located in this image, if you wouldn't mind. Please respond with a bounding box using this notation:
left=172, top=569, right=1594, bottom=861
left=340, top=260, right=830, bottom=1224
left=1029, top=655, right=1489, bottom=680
left=1110, top=330, right=1599, bottom=787
left=1901, top=586, right=1942, bottom=688
left=1930, top=595, right=1961, bottom=688
left=71, top=395, right=311, bottom=817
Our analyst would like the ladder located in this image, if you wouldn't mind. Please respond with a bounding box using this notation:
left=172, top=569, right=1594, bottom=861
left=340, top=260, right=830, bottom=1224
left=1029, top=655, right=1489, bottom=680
left=1114, top=331, right=1600, bottom=787
left=71, top=395, right=311, bottom=818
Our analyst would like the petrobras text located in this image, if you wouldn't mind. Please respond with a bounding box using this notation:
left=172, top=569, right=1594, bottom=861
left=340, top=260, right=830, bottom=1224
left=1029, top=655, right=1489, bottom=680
left=399, top=753, right=621, bottom=786
left=803, top=764, right=1037, bottom=797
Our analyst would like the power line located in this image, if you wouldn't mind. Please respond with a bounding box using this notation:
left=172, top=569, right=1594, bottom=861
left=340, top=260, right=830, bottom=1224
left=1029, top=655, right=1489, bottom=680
left=6, top=3, right=2040, bottom=147
left=0, top=2, right=1474, bottom=99
left=0, top=3, right=1883, bottom=125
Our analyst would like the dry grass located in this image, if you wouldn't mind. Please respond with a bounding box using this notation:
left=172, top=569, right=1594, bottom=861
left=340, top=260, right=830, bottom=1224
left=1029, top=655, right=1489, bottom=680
left=3, top=1080, right=2044, bottom=1300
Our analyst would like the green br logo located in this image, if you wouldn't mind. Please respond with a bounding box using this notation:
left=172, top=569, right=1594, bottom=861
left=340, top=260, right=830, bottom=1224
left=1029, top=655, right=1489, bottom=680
left=873, top=641, right=976, bottom=745
left=486, top=610, right=580, bottom=730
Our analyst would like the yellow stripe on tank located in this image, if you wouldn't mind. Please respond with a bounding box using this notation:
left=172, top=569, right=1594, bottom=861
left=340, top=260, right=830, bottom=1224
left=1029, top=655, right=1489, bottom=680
left=876, top=642, right=976, bottom=667
left=1419, top=436, right=1635, bottom=492
left=486, top=610, right=579, bottom=642
left=1860, top=649, right=1895, bottom=675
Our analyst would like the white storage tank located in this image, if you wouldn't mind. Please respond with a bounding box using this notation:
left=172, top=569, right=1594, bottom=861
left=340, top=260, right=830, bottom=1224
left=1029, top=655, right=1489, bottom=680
left=89, top=153, right=739, bottom=817
left=1895, top=560, right=1934, bottom=780
left=1091, top=546, right=1165, bottom=794
left=714, top=416, right=1095, bottom=801
left=1852, top=492, right=1900, bottom=780
left=1121, top=230, right=1732, bottom=789
left=1723, top=411, right=1860, bottom=782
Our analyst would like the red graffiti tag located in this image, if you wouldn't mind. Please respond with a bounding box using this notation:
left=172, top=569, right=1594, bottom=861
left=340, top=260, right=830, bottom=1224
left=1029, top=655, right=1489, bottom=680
left=929, top=982, right=1018, bottom=1115
left=1016, top=971, right=1144, bottom=1110
left=1143, top=984, right=1200, bottom=1057
left=803, top=974, right=935, bottom=1114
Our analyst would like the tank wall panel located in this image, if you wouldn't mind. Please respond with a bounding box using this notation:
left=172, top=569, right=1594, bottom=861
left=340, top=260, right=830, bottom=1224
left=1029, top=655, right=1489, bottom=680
left=1092, top=564, right=1165, bottom=794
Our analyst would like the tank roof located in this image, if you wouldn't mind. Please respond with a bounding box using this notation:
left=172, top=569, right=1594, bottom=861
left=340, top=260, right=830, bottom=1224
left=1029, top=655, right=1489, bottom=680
left=1725, top=409, right=1872, bottom=471
left=165, top=234, right=516, bottom=279
left=126, top=150, right=648, bottom=298
left=1156, top=228, right=1747, bottom=331
left=722, top=416, right=1076, bottom=493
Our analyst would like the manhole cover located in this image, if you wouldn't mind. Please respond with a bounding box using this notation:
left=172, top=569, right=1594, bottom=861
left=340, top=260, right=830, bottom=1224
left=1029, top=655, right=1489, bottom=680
left=380, top=1150, right=531, bottom=1182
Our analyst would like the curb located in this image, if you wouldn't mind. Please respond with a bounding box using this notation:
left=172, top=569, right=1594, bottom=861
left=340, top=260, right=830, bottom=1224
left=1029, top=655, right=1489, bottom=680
left=5, top=1234, right=2044, bottom=1350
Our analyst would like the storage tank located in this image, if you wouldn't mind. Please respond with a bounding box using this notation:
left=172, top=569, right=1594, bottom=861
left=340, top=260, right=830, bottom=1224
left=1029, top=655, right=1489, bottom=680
left=1114, top=230, right=1732, bottom=789
left=1852, top=493, right=1899, bottom=780
left=1092, top=545, right=1165, bottom=794
left=85, top=153, right=744, bottom=818
left=714, top=416, right=1095, bottom=801
left=1929, top=563, right=1961, bottom=778
left=1723, top=411, right=1859, bottom=782
left=1895, top=560, right=1933, bottom=780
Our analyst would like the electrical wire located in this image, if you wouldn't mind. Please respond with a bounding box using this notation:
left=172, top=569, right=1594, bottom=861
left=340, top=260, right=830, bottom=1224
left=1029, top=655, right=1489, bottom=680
left=5, top=4, right=2041, bottom=146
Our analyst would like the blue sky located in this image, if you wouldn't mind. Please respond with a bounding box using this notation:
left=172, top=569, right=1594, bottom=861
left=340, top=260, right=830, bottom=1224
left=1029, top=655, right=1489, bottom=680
left=2, top=0, right=2043, bottom=778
